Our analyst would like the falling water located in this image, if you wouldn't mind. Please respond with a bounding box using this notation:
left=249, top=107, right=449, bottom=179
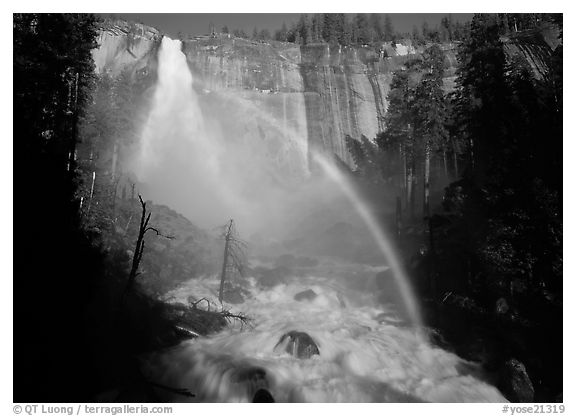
left=136, top=37, right=506, bottom=402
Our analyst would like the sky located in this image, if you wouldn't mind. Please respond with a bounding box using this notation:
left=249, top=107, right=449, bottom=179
left=109, top=13, right=474, bottom=39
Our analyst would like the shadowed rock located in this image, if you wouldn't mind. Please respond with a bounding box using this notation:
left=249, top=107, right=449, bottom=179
left=498, top=358, right=535, bottom=402
left=231, top=366, right=274, bottom=402
left=274, top=331, right=319, bottom=359
left=253, top=388, right=275, bottom=402
left=294, top=289, right=317, bottom=302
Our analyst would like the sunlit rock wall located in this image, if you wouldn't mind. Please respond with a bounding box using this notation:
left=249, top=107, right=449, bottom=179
left=182, top=36, right=310, bottom=179
left=180, top=36, right=434, bottom=169
left=89, top=22, right=466, bottom=174
left=92, top=21, right=162, bottom=75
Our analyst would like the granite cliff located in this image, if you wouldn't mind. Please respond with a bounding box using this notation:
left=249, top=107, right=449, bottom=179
left=92, top=20, right=457, bottom=172
left=91, top=19, right=559, bottom=173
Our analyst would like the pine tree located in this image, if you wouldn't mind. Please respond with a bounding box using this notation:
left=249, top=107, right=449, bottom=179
left=412, top=45, right=448, bottom=217
left=382, top=69, right=418, bottom=215
left=370, top=14, right=384, bottom=41
left=355, top=13, right=372, bottom=44
left=383, top=15, right=395, bottom=42
left=412, top=25, right=423, bottom=45
left=298, top=14, right=312, bottom=45
left=322, top=13, right=338, bottom=44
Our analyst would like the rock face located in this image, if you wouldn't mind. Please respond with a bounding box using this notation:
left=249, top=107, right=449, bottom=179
left=294, top=289, right=317, bottom=302
left=274, top=330, right=320, bottom=359
left=91, top=22, right=456, bottom=173
left=92, top=20, right=161, bottom=75
left=182, top=36, right=449, bottom=170
left=498, top=358, right=535, bottom=402
left=92, top=20, right=558, bottom=175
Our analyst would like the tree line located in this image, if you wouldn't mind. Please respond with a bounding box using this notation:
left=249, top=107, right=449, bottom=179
left=219, top=13, right=560, bottom=48
left=343, top=13, right=562, bottom=400
left=221, top=13, right=469, bottom=46
left=14, top=13, right=103, bottom=400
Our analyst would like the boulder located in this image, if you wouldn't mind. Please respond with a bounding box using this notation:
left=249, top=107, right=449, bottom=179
left=274, top=331, right=320, bottom=359
left=495, top=297, right=510, bottom=315
left=232, top=366, right=273, bottom=402
left=253, top=388, right=275, bottom=402
left=294, top=289, right=317, bottom=302
left=498, top=358, right=535, bottom=402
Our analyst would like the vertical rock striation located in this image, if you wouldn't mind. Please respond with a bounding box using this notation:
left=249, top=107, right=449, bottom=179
left=91, top=20, right=555, bottom=177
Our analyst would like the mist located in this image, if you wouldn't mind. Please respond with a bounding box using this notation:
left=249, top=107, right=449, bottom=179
left=128, top=37, right=389, bottom=251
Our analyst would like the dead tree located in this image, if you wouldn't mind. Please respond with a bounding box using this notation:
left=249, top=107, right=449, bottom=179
left=121, top=195, right=173, bottom=306
left=218, top=219, right=247, bottom=303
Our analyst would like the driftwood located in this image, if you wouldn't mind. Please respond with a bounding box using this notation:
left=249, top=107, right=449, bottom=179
left=170, top=298, right=253, bottom=336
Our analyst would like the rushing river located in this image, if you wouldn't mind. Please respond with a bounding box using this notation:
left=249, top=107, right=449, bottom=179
left=143, top=263, right=506, bottom=403
left=138, top=37, right=506, bottom=403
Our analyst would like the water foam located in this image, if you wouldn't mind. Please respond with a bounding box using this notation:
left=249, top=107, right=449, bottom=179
left=145, top=273, right=506, bottom=402
left=136, top=38, right=506, bottom=402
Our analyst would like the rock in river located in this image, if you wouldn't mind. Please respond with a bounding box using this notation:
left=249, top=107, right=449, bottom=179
left=294, top=289, right=317, bottom=302
left=274, top=331, right=320, bottom=359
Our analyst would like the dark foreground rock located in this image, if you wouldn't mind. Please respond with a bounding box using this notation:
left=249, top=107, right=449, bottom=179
left=498, top=358, right=535, bottom=402
left=253, top=389, right=275, bottom=402
left=294, top=289, right=317, bottom=302
left=274, top=331, right=320, bottom=359
left=231, top=366, right=274, bottom=402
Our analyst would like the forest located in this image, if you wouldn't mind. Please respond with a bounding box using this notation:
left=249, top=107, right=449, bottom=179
left=342, top=13, right=563, bottom=402
left=13, top=13, right=562, bottom=403
left=217, top=13, right=548, bottom=46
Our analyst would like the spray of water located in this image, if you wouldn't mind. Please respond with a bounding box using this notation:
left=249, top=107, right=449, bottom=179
left=133, top=37, right=508, bottom=403
left=312, top=155, right=422, bottom=328
left=133, top=36, right=421, bottom=327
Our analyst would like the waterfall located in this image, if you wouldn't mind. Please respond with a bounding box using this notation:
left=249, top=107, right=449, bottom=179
left=137, top=38, right=507, bottom=403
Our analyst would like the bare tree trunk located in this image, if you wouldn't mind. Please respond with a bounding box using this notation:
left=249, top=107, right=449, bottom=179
left=108, top=174, right=122, bottom=223
left=469, top=138, right=475, bottom=171
left=111, top=141, right=119, bottom=182
left=87, top=171, right=96, bottom=216
left=407, top=156, right=416, bottom=220
left=218, top=219, right=233, bottom=303
left=401, top=143, right=407, bottom=204
left=121, top=195, right=150, bottom=306
left=423, top=144, right=431, bottom=218
left=452, top=139, right=459, bottom=178
left=443, top=150, right=448, bottom=180
left=406, top=164, right=412, bottom=218
left=454, top=152, right=459, bottom=178
left=120, top=195, right=173, bottom=307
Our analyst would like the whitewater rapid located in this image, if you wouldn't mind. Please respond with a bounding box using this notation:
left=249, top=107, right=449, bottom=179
left=143, top=265, right=507, bottom=403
